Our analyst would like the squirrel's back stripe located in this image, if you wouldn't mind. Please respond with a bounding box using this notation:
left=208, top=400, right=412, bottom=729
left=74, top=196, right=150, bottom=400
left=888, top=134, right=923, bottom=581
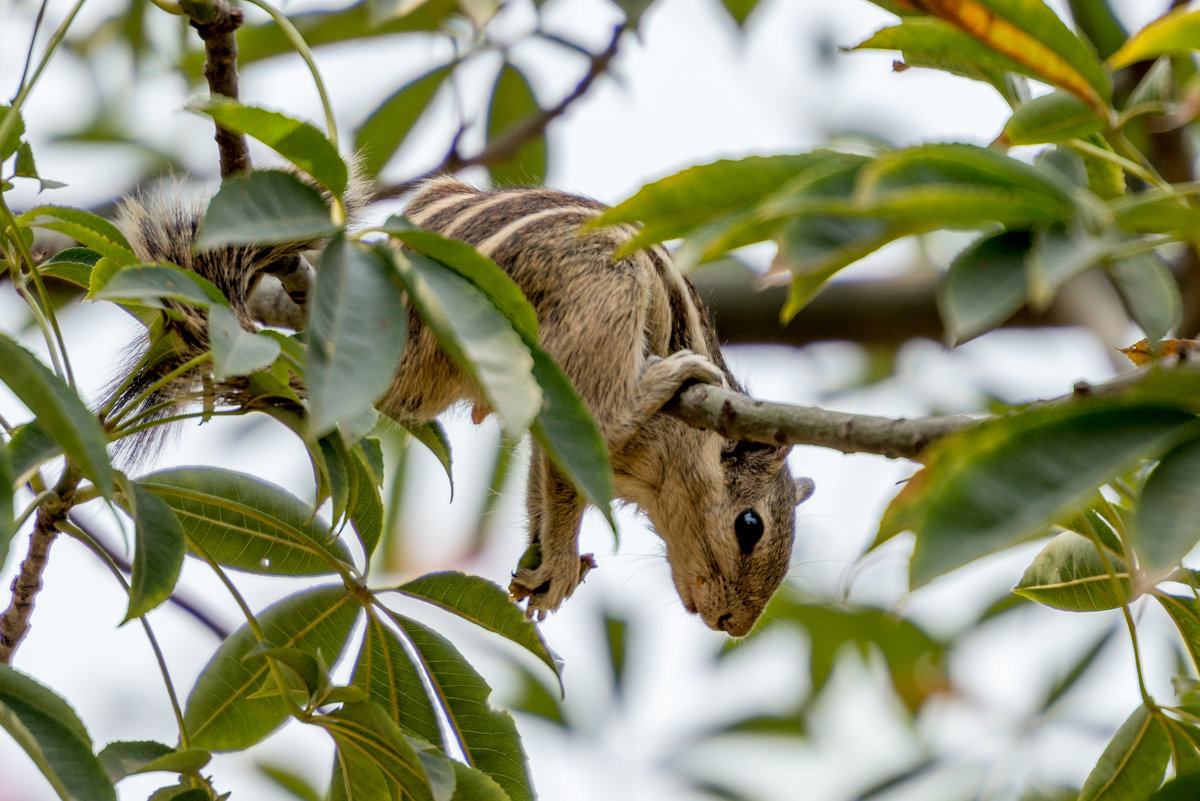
left=405, top=177, right=736, bottom=386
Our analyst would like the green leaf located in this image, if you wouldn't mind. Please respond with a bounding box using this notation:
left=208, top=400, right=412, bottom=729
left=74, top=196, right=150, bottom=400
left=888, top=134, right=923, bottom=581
left=528, top=346, right=614, bottom=526
left=382, top=609, right=533, bottom=801
left=141, top=468, right=353, bottom=575
left=195, top=170, right=341, bottom=250
left=1132, top=436, right=1200, bottom=574
left=1108, top=252, right=1182, bottom=343
left=382, top=220, right=539, bottom=340
left=393, top=571, right=561, bottom=686
left=355, top=65, right=453, bottom=178
left=184, top=585, right=361, bottom=750
left=188, top=99, right=347, bottom=197
left=594, top=153, right=845, bottom=254
left=937, top=229, right=1030, bottom=345
left=352, top=611, right=444, bottom=748
left=257, top=763, right=325, bottom=801
left=307, top=237, right=408, bottom=437
left=1110, top=8, right=1200, bottom=70
left=1150, top=771, right=1200, bottom=801
left=1013, top=531, right=1130, bottom=611
left=208, top=305, right=282, bottom=381
left=854, top=18, right=1033, bottom=105
left=775, top=215, right=903, bottom=320
left=448, top=761, right=510, bottom=801
left=39, top=248, right=100, bottom=289
left=120, top=482, right=186, bottom=622
left=1003, top=90, right=1104, bottom=144
left=485, top=63, right=547, bottom=186
left=91, top=263, right=230, bottom=308
left=317, top=702, right=441, bottom=801
left=19, top=205, right=138, bottom=266
left=884, top=403, right=1196, bottom=587
left=0, top=665, right=116, bottom=801
left=1079, top=704, right=1169, bottom=801
left=0, top=333, right=113, bottom=498
left=854, top=143, right=1075, bottom=226
left=97, top=741, right=211, bottom=781
left=1156, top=594, right=1200, bottom=676
left=401, top=420, right=453, bottom=495
left=764, top=587, right=947, bottom=714
left=385, top=250, right=541, bottom=433
left=190, top=0, right=458, bottom=74
left=1, top=104, right=25, bottom=161
left=9, top=420, right=59, bottom=484
left=1026, top=224, right=1116, bottom=308
left=349, top=450, right=384, bottom=561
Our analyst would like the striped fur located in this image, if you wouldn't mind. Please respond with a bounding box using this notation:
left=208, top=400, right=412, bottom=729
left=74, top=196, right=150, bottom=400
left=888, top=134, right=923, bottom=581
left=392, top=177, right=812, bottom=635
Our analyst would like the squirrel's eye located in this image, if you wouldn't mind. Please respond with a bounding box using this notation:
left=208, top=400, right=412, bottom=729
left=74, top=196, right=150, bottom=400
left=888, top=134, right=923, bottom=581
left=734, top=509, right=763, bottom=555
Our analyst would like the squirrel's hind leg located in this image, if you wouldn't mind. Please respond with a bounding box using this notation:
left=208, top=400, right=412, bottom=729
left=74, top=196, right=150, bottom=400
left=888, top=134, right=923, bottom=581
left=509, top=452, right=593, bottom=619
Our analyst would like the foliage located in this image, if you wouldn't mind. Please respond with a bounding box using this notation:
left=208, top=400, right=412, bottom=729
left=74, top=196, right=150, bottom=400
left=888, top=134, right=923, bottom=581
left=589, top=1, right=1200, bottom=799
left=7, top=1, right=1200, bottom=800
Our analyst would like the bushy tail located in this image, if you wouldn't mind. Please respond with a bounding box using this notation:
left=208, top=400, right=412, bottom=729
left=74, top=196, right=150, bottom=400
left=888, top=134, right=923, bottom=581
left=106, top=170, right=368, bottom=461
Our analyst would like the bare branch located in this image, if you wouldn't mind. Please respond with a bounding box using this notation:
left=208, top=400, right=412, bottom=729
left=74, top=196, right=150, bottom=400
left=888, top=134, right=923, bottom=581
left=373, top=23, right=628, bottom=201
left=664, top=365, right=1172, bottom=460
left=666, top=384, right=975, bottom=459
left=67, top=513, right=231, bottom=640
left=188, top=0, right=250, bottom=177
left=0, top=465, right=81, bottom=665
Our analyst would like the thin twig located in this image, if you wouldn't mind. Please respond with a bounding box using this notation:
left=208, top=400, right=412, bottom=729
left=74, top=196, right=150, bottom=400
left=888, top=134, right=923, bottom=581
left=67, top=513, right=231, bottom=640
left=373, top=23, right=628, bottom=201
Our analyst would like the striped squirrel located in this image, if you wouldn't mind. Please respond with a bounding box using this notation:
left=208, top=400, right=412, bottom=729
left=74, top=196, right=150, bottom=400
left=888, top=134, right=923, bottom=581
left=114, top=174, right=814, bottom=636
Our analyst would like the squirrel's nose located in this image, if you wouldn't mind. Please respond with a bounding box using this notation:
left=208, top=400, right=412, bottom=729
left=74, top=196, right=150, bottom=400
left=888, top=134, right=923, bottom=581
left=716, top=613, right=733, bottom=631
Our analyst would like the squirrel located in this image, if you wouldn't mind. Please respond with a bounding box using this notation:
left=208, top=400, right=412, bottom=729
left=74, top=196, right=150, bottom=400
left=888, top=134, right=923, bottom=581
left=114, top=173, right=814, bottom=637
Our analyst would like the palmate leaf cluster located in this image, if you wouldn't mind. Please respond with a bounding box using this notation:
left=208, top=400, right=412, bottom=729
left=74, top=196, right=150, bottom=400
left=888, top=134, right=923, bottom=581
left=0, top=69, right=616, bottom=801
left=589, top=2, right=1200, bottom=799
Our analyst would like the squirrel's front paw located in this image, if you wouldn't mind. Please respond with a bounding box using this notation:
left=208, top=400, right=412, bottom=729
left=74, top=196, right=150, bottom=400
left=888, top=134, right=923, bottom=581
left=651, top=350, right=727, bottom=389
left=509, top=545, right=596, bottom=621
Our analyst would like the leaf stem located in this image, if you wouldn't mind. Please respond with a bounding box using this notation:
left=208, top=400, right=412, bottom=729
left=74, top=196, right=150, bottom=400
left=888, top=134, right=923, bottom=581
left=189, top=543, right=310, bottom=718
left=0, top=0, right=86, bottom=154
left=0, top=195, right=73, bottom=385
left=1083, top=507, right=1154, bottom=706
left=57, top=518, right=191, bottom=746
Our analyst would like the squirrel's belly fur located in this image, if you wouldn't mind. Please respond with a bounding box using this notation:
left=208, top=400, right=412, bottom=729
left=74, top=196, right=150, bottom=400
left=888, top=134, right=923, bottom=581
left=114, top=173, right=813, bottom=636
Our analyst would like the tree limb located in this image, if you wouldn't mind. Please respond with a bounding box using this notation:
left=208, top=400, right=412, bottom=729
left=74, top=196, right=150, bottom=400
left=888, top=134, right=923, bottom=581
left=373, top=23, right=628, bottom=201
left=664, top=365, right=1167, bottom=460
left=188, top=0, right=250, bottom=178
left=0, top=464, right=81, bottom=665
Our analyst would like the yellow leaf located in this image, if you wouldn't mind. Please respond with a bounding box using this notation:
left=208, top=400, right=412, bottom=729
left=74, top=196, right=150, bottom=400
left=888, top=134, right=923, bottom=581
left=1109, top=7, right=1200, bottom=70
left=910, top=0, right=1106, bottom=111
left=1118, top=337, right=1200, bottom=366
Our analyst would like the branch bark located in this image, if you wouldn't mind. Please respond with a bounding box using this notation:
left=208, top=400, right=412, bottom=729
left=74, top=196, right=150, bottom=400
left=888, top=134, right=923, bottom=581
left=0, top=465, right=81, bottom=665
left=188, top=0, right=250, bottom=178
left=663, top=365, right=1164, bottom=460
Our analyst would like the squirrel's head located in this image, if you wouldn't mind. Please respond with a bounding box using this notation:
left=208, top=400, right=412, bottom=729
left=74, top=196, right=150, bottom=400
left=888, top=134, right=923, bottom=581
left=651, top=438, right=813, bottom=637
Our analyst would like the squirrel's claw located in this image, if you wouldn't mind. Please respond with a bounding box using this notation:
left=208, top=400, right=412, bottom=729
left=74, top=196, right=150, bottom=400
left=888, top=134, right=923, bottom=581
left=509, top=553, right=596, bottom=619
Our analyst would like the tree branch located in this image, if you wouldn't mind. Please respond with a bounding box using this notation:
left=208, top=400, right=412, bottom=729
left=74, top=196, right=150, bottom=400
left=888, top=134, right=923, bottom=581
left=373, top=23, right=628, bottom=201
left=664, top=365, right=1168, bottom=460
left=0, top=464, right=81, bottom=665
left=665, top=384, right=976, bottom=459
left=188, top=0, right=250, bottom=178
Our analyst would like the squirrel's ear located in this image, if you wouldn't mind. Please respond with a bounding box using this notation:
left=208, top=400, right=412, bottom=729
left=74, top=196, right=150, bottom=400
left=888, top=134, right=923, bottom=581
left=794, top=477, right=815, bottom=505
left=722, top=439, right=789, bottom=469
